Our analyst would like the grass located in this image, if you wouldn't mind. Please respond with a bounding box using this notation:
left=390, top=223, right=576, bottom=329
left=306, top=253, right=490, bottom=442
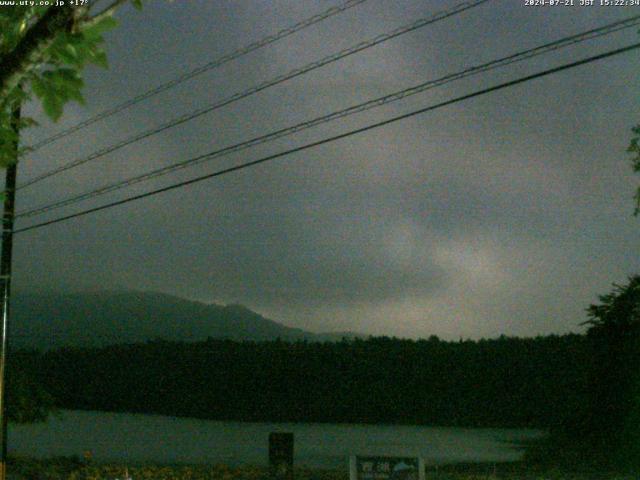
left=5, top=457, right=638, bottom=480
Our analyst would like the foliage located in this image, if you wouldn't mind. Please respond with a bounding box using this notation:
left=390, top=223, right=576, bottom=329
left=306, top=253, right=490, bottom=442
left=583, top=275, right=640, bottom=334
left=530, top=276, right=640, bottom=470
left=0, top=2, right=142, bottom=167
left=581, top=276, right=640, bottom=467
left=21, top=334, right=590, bottom=429
left=0, top=1, right=142, bottom=422
left=626, top=126, right=640, bottom=215
left=6, top=350, right=56, bottom=423
left=6, top=456, right=639, bottom=480
left=8, top=458, right=339, bottom=480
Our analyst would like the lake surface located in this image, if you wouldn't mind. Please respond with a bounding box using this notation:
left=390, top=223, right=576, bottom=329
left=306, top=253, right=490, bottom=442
left=8, top=410, right=544, bottom=468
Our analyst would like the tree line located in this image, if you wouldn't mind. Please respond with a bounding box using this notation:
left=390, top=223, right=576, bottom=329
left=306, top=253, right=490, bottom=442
left=8, top=275, right=637, bottom=470
left=16, top=333, right=591, bottom=429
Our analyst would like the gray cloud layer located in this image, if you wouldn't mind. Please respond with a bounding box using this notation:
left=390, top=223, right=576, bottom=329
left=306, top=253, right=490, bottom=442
left=13, top=0, right=640, bottom=339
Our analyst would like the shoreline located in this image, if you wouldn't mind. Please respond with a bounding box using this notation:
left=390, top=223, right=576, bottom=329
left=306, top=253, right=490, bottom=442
left=26, top=408, right=552, bottom=431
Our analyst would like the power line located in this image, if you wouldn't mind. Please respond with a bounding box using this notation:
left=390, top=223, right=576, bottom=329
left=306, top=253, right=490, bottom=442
left=25, top=0, right=371, bottom=153
left=16, top=14, right=640, bottom=220
left=14, top=41, right=640, bottom=235
left=17, top=0, right=491, bottom=191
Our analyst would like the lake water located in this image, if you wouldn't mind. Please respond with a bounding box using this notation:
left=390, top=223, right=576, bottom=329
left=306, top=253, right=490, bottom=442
left=8, top=410, right=544, bottom=468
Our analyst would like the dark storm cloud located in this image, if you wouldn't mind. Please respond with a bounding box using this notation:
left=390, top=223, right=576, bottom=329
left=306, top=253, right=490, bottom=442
left=12, top=0, right=640, bottom=338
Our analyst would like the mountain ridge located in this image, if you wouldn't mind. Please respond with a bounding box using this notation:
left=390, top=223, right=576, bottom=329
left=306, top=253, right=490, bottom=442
left=10, top=291, right=365, bottom=350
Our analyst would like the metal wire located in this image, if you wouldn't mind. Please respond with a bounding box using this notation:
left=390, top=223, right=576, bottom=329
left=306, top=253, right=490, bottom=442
left=15, top=41, right=640, bottom=235
left=25, top=0, right=371, bottom=153
left=17, top=0, right=492, bottom=190
left=16, top=13, right=640, bottom=220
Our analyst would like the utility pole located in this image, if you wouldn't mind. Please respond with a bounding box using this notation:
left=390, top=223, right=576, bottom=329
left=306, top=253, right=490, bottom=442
left=0, top=100, right=20, bottom=480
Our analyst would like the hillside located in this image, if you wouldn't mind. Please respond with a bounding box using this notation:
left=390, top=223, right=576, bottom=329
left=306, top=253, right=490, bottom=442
left=11, top=291, right=362, bottom=350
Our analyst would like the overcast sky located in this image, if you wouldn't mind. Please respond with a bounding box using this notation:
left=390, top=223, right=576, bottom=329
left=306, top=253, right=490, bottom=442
left=12, top=0, right=640, bottom=339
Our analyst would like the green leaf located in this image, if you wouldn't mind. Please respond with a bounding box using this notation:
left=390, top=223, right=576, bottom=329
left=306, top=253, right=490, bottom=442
left=30, top=76, right=48, bottom=99
left=92, top=50, right=109, bottom=69
left=18, top=117, right=38, bottom=129
left=0, top=4, right=120, bottom=155
left=81, top=16, right=118, bottom=39
left=42, top=95, right=64, bottom=121
left=52, top=46, right=78, bottom=66
left=67, top=87, right=85, bottom=105
left=131, top=0, right=143, bottom=11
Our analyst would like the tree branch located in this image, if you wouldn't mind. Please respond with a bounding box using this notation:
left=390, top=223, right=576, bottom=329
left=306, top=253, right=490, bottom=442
left=82, top=0, right=128, bottom=28
left=0, top=6, right=86, bottom=105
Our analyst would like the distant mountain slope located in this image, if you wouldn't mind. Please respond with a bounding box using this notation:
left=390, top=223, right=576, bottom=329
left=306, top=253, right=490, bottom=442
left=11, top=291, right=363, bottom=350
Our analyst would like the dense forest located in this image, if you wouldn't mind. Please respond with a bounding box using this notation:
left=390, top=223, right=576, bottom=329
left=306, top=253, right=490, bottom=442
left=15, top=334, right=592, bottom=429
